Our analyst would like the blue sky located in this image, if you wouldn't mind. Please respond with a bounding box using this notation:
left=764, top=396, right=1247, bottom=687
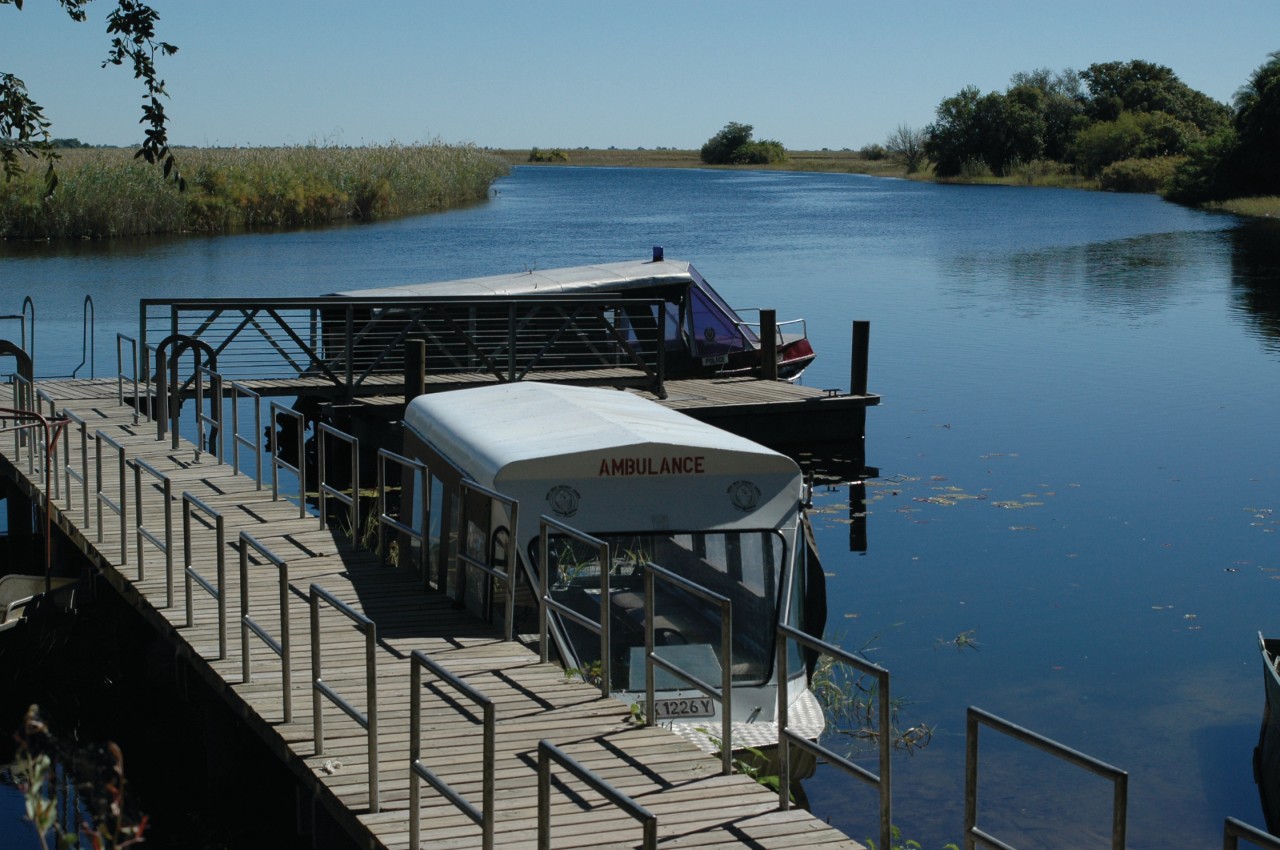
left=3, top=1, right=1277, bottom=150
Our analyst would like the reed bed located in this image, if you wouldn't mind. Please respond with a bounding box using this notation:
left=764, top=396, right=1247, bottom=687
left=0, top=143, right=509, bottom=240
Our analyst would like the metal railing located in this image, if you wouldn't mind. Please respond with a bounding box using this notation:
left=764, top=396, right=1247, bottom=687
left=642, top=561, right=733, bottom=776
left=965, top=706, right=1128, bottom=850
left=457, top=480, right=519, bottom=641
left=132, top=457, right=174, bottom=606
left=229, top=381, right=262, bottom=487
left=11, top=374, right=34, bottom=470
left=240, top=531, right=292, bottom=722
left=536, top=740, right=657, bottom=850
left=310, top=583, right=380, bottom=813
left=1225, top=818, right=1280, bottom=850
left=194, top=364, right=223, bottom=463
left=140, top=294, right=669, bottom=401
left=409, top=649, right=495, bottom=850
left=538, top=516, right=611, bottom=698
left=34, top=388, right=60, bottom=499
left=61, top=408, right=90, bottom=527
left=183, top=491, right=228, bottom=660
left=269, top=401, right=308, bottom=519
left=316, top=422, right=359, bottom=543
left=376, top=448, right=427, bottom=576
left=94, top=429, right=129, bottom=565
left=116, top=333, right=144, bottom=424
left=777, top=623, right=891, bottom=850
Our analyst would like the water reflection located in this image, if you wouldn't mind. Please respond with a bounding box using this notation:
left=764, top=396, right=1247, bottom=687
left=1229, top=221, right=1280, bottom=353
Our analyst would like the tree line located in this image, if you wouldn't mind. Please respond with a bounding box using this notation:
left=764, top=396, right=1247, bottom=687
left=900, top=54, right=1279, bottom=201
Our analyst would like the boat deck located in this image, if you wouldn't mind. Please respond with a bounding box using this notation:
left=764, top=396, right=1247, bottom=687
left=3, top=377, right=865, bottom=850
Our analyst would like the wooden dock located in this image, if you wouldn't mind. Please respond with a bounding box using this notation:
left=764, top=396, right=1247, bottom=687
left=1, top=377, right=865, bottom=850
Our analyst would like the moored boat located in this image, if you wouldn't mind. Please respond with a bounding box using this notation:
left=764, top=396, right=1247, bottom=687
left=334, top=248, right=816, bottom=380
left=399, top=382, right=828, bottom=761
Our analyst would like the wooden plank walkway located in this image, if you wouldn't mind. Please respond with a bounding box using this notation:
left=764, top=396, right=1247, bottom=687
left=4, top=378, right=864, bottom=850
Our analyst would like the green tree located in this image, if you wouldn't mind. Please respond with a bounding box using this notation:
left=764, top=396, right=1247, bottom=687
left=1080, top=59, right=1230, bottom=134
left=699, top=122, right=786, bottom=165
left=0, top=0, right=183, bottom=193
left=1232, top=50, right=1280, bottom=195
left=925, top=86, right=1045, bottom=177
left=924, top=85, right=983, bottom=176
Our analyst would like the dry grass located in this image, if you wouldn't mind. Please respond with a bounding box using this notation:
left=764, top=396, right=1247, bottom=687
left=0, top=143, right=509, bottom=240
left=1206, top=196, right=1280, bottom=218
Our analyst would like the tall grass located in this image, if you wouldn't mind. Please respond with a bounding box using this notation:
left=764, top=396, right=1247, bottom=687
left=0, top=143, right=509, bottom=239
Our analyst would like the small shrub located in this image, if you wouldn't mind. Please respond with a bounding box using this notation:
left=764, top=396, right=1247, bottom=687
left=860, top=144, right=888, bottom=161
left=1100, top=156, right=1185, bottom=193
left=527, top=147, right=570, bottom=163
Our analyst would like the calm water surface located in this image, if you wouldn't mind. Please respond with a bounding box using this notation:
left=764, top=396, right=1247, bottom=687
left=2, top=166, right=1278, bottom=848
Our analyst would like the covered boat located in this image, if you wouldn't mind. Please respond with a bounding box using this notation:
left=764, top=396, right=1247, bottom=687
left=335, top=249, right=815, bottom=380
left=401, top=382, right=827, bottom=755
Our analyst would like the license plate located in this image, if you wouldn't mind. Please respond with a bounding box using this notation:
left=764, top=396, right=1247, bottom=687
left=654, top=697, right=715, bottom=719
left=701, top=354, right=729, bottom=366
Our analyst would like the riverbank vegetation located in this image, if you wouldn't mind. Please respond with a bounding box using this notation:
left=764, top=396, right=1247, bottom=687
left=918, top=54, right=1280, bottom=215
left=0, top=143, right=509, bottom=240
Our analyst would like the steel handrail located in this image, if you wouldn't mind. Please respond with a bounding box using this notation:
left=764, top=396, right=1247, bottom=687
left=409, top=649, right=495, bottom=850
left=240, top=531, right=292, bottom=722
left=182, top=491, right=227, bottom=660
left=776, top=623, right=891, bottom=850
left=70, top=295, right=94, bottom=379
left=34, top=388, right=60, bottom=499
left=60, top=408, right=90, bottom=528
left=11, top=373, right=34, bottom=469
left=538, top=516, right=611, bottom=698
left=965, top=706, right=1128, bottom=850
left=0, top=407, right=71, bottom=587
left=375, top=448, right=427, bottom=576
left=457, top=479, right=519, bottom=641
left=642, top=560, right=733, bottom=775
left=116, top=334, right=141, bottom=422
left=194, top=364, right=223, bottom=463
left=536, top=740, right=657, bottom=850
left=269, top=401, right=307, bottom=519
left=1225, top=818, right=1280, bottom=850
left=132, top=456, right=174, bottom=605
left=94, top=429, right=129, bottom=565
left=229, top=381, right=263, bottom=488
left=310, top=583, right=379, bottom=813
left=316, top=422, right=359, bottom=545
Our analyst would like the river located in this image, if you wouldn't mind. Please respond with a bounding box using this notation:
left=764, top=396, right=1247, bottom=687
left=2, top=165, right=1279, bottom=848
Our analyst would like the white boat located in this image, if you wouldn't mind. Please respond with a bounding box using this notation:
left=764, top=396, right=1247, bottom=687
left=400, top=382, right=827, bottom=756
left=336, top=249, right=816, bottom=380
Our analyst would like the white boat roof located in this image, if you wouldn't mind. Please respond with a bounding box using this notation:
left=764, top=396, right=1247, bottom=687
left=405, top=382, right=795, bottom=483
left=335, top=259, right=696, bottom=298
left=404, top=383, right=802, bottom=534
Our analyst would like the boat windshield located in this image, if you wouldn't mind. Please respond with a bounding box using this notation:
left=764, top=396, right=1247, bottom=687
left=534, top=529, right=784, bottom=691
left=687, top=268, right=758, bottom=358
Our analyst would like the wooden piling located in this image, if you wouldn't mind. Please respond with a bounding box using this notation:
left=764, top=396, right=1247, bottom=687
left=405, top=339, right=426, bottom=406
left=850, top=320, right=870, bottom=396
left=761, top=309, right=778, bottom=382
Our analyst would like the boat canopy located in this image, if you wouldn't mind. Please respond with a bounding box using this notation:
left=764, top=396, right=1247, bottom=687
left=335, top=259, right=700, bottom=299
left=403, top=382, right=803, bottom=538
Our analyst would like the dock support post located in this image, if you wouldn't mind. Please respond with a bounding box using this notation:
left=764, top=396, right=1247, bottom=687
left=761, top=309, right=778, bottom=381
left=405, top=339, right=426, bottom=407
left=850, top=320, right=870, bottom=396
